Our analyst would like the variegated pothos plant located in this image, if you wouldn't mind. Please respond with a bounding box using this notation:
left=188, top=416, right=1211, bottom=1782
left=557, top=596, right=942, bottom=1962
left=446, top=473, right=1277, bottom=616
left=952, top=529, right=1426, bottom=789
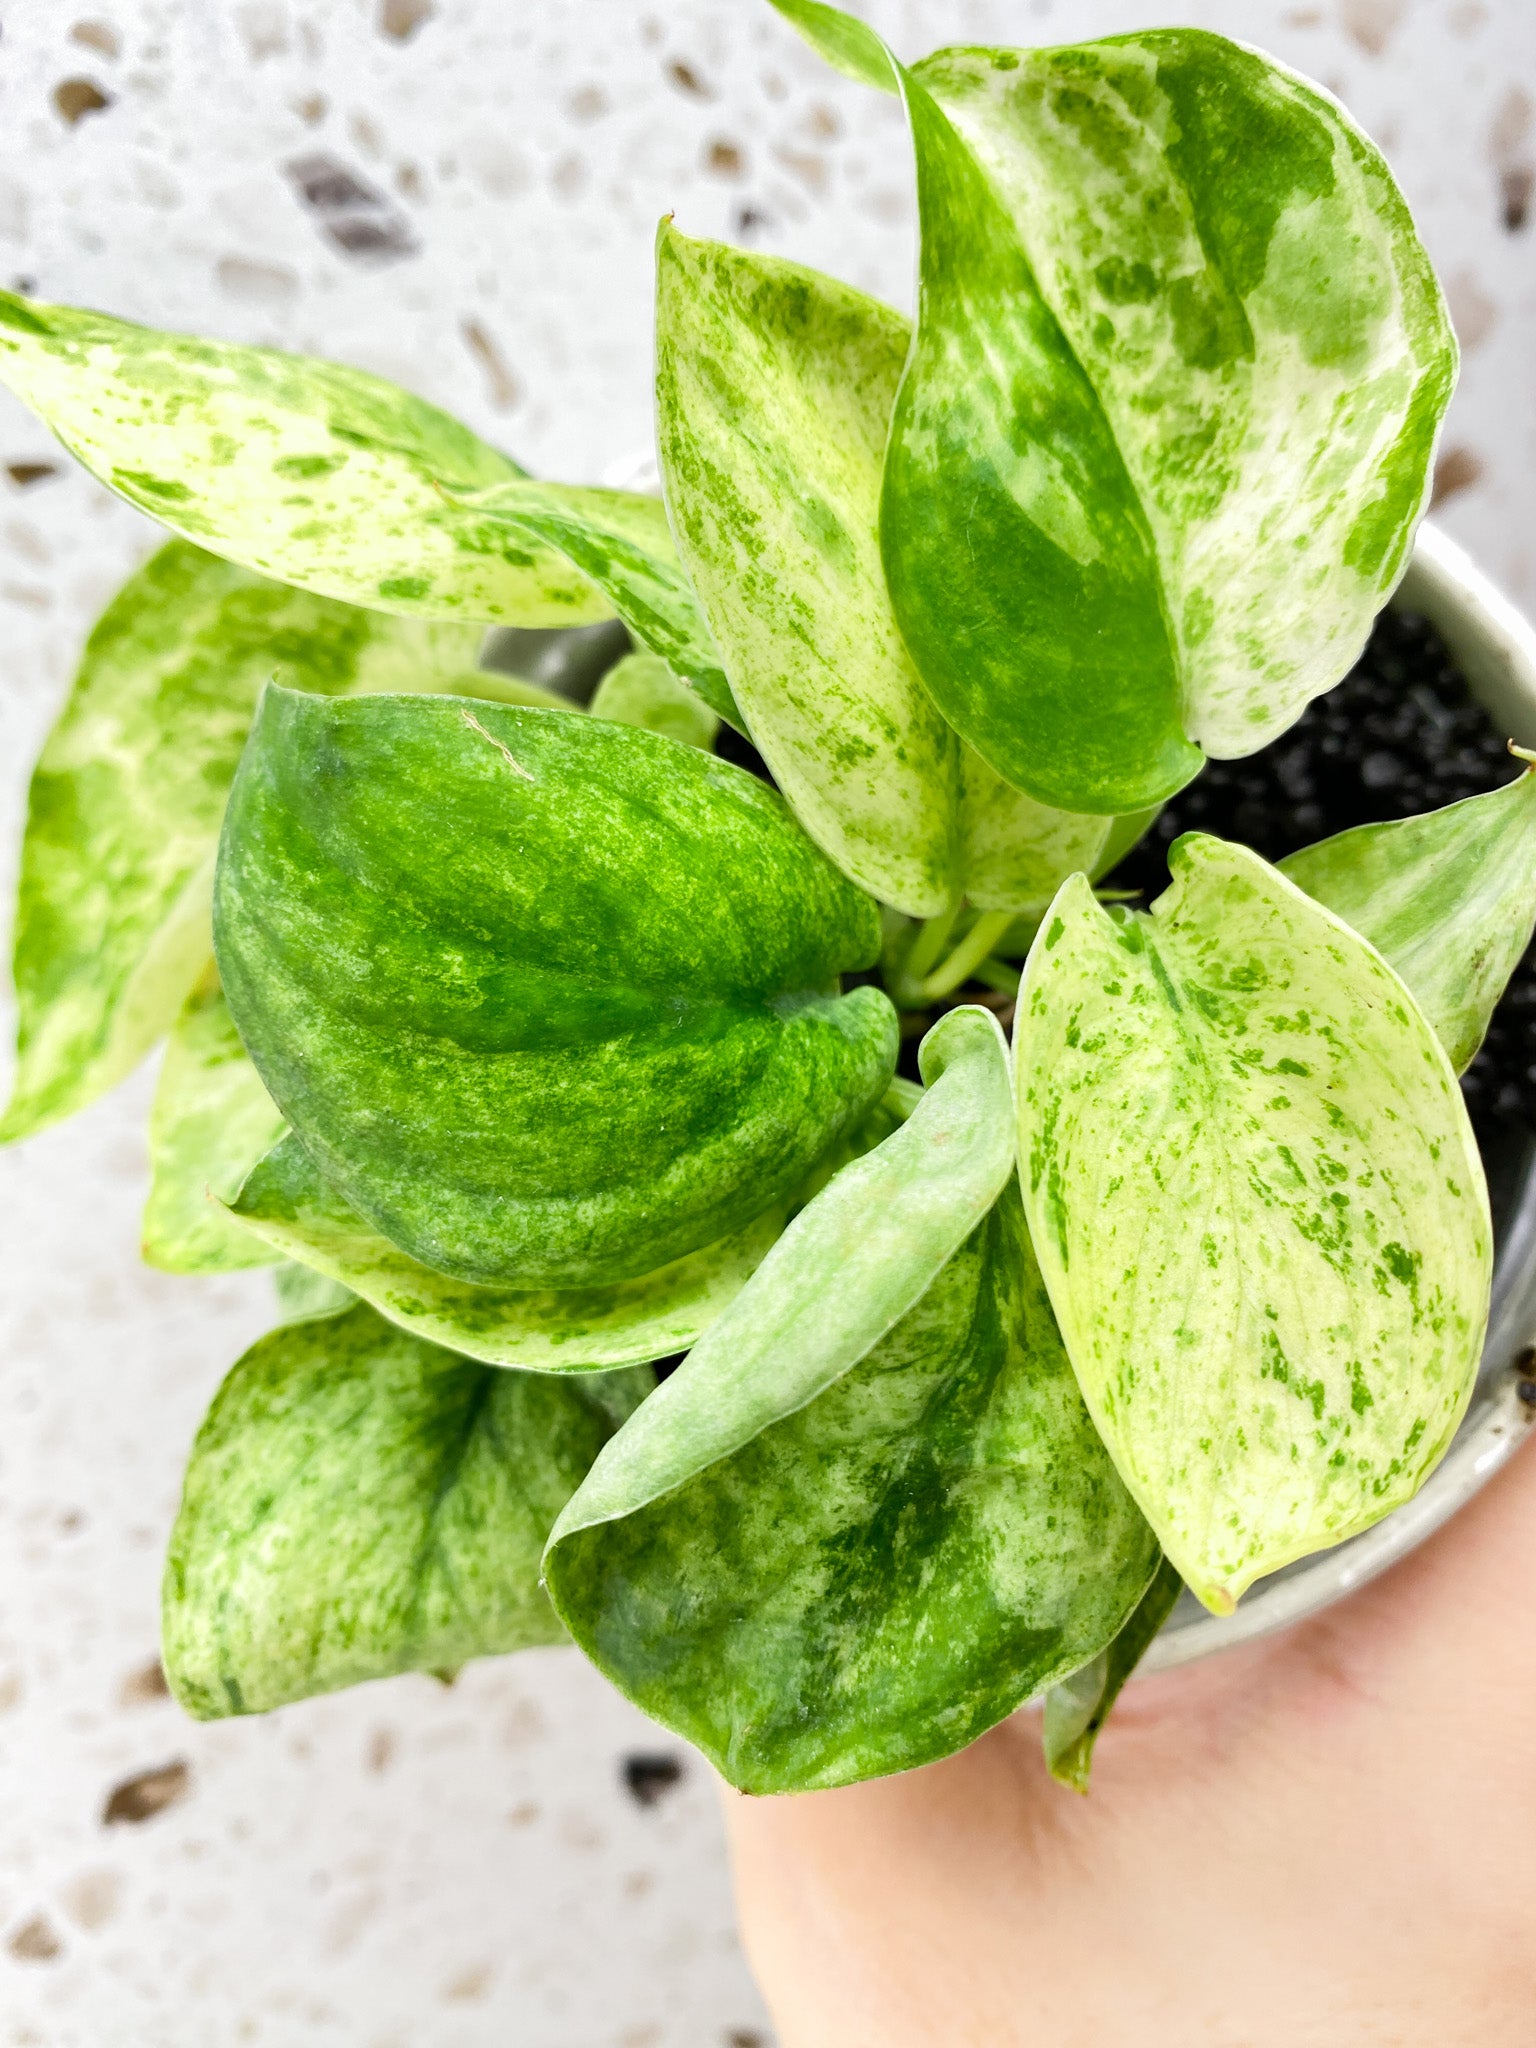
left=1, top=4, right=1526, bottom=1795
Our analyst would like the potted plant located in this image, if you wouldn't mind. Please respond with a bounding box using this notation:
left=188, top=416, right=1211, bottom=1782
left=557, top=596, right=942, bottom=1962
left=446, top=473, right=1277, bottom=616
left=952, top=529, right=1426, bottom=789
left=2, top=0, right=1532, bottom=1803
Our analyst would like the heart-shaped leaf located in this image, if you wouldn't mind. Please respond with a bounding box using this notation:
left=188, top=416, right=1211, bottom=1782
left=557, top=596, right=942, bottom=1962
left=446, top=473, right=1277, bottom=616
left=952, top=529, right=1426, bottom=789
left=143, top=973, right=286, bottom=1274
left=162, top=1300, right=650, bottom=1718
left=1015, top=836, right=1491, bottom=1612
left=1281, top=754, right=1536, bottom=1073
left=228, top=1129, right=785, bottom=1371
left=769, top=5, right=1455, bottom=812
left=656, top=222, right=1138, bottom=913
left=1, top=539, right=484, bottom=1143
left=215, top=688, right=896, bottom=1287
left=546, top=1010, right=1157, bottom=1790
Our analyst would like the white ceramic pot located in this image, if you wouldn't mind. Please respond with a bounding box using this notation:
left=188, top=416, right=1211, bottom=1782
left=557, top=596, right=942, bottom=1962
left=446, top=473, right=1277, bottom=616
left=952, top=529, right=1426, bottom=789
left=1144, top=520, right=1536, bottom=1673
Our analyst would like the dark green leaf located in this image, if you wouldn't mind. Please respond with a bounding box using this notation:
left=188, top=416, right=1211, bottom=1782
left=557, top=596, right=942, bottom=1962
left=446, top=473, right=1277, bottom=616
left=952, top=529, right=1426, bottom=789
left=883, top=62, right=1197, bottom=815
left=547, top=1007, right=1156, bottom=1789
left=215, top=688, right=896, bottom=1287
left=162, top=1300, right=650, bottom=1718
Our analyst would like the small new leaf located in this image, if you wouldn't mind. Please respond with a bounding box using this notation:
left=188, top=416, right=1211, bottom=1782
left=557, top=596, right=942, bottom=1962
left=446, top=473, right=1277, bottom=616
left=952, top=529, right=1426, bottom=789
left=1016, top=836, right=1491, bottom=1612
left=1043, top=1553, right=1183, bottom=1793
left=590, top=651, right=720, bottom=751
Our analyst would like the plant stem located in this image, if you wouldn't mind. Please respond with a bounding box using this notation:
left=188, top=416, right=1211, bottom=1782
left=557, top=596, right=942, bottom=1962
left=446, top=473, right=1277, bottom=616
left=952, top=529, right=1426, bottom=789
left=899, top=900, right=961, bottom=986
left=913, top=909, right=1016, bottom=1001
left=971, top=955, right=1022, bottom=998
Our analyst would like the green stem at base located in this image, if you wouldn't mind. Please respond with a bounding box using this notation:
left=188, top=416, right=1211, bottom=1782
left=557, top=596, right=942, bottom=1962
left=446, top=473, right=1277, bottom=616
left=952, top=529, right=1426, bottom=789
left=913, top=909, right=1017, bottom=1001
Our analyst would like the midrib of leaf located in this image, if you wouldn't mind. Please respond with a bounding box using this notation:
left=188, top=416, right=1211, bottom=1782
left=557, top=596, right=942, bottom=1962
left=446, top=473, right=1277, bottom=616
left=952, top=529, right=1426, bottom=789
left=404, top=1366, right=500, bottom=1658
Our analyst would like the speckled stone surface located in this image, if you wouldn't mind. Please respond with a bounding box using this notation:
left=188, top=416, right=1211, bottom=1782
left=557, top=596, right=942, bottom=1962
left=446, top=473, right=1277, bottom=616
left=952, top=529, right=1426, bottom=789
left=0, top=2, right=1532, bottom=2041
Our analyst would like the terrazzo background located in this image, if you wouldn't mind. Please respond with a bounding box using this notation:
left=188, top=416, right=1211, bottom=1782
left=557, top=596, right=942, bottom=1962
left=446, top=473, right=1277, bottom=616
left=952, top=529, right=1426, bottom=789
left=0, top=1, right=1531, bottom=2041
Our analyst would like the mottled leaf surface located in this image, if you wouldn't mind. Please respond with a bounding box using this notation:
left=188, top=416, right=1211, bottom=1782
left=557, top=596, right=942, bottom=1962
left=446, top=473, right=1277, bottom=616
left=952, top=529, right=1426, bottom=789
left=656, top=224, right=1133, bottom=911
left=548, top=1012, right=1156, bottom=1790
left=1043, top=1552, right=1182, bottom=1792
left=216, top=688, right=895, bottom=1287
left=770, top=7, right=1454, bottom=799
left=272, top=1260, right=355, bottom=1323
left=0, top=292, right=618, bottom=626
left=1281, top=759, right=1536, bottom=1073
left=656, top=225, right=963, bottom=915
left=919, top=33, right=1455, bottom=761
left=162, top=1301, right=650, bottom=1718
left=143, top=973, right=286, bottom=1274
left=458, top=481, right=741, bottom=726
left=1, top=539, right=483, bottom=1142
left=230, top=1130, right=784, bottom=1372
left=547, top=1005, right=1014, bottom=1529
left=591, top=651, right=719, bottom=751
left=1016, top=836, right=1491, bottom=1611
left=883, top=63, right=1197, bottom=815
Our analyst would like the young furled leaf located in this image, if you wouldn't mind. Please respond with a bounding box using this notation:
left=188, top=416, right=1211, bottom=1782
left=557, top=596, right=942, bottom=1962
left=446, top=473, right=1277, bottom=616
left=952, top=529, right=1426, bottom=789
left=215, top=688, right=896, bottom=1288
left=590, top=651, right=720, bottom=751
left=229, top=1129, right=785, bottom=1372
left=769, top=5, right=1455, bottom=810
left=142, top=973, right=286, bottom=1274
left=1, top=539, right=483, bottom=1143
left=162, top=1301, right=650, bottom=1718
left=1016, top=836, right=1491, bottom=1613
left=547, top=1011, right=1158, bottom=1791
left=656, top=223, right=1138, bottom=913
left=1042, top=1553, right=1183, bottom=1793
left=1280, top=755, right=1536, bottom=1073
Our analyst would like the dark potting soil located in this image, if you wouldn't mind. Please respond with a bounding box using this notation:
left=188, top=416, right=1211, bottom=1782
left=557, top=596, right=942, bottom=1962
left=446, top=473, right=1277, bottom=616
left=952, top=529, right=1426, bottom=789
left=1102, top=606, right=1536, bottom=1224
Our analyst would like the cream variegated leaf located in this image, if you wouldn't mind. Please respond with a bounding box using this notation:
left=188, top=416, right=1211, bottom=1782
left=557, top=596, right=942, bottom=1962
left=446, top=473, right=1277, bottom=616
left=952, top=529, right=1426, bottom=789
left=1015, top=836, right=1491, bottom=1612
left=1282, top=756, right=1536, bottom=1073
left=769, top=3, right=1456, bottom=809
left=143, top=973, right=287, bottom=1274
left=1, top=539, right=485, bottom=1143
left=656, top=222, right=1139, bottom=914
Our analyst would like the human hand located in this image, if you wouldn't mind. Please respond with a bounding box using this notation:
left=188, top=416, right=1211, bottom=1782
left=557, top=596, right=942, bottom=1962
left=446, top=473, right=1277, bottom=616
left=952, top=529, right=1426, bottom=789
left=724, top=1435, right=1536, bottom=2048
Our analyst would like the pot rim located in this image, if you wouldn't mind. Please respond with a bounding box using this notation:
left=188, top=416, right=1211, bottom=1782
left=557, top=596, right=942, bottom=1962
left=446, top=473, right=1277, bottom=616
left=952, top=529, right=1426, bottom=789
left=1140, top=520, right=1536, bottom=1676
